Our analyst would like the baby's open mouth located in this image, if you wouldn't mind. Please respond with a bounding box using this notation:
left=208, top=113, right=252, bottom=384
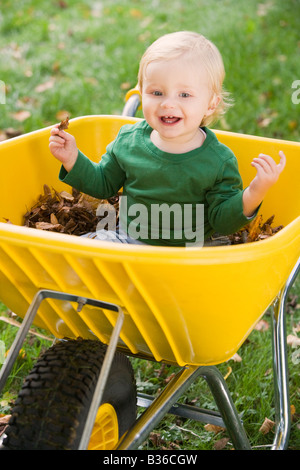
left=160, top=116, right=181, bottom=124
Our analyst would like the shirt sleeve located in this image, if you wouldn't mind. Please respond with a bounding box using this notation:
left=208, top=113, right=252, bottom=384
left=59, top=141, right=126, bottom=199
left=206, top=156, right=260, bottom=235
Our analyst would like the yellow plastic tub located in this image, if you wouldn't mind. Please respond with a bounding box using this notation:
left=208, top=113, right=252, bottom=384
left=0, top=115, right=299, bottom=367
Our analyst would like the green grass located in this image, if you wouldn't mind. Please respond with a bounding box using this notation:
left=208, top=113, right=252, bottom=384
left=0, top=0, right=299, bottom=139
left=0, top=311, right=53, bottom=414
left=0, top=0, right=299, bottom=450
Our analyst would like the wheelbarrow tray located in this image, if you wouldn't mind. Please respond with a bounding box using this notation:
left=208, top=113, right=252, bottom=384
left=0, top=115, right=299, bottom=367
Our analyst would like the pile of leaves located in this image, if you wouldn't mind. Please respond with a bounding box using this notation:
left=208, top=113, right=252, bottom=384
left=23, top=184, right=119, bottom=236
left=229, top=214, right=283, bottom=244
left=21, top=185, right=283, bottom=243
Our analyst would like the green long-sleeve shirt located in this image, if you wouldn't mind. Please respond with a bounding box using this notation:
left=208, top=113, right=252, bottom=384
left=59, top=120, right=255, bottom=246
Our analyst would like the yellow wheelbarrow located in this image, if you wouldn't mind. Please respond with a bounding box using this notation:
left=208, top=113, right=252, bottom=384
left=0, top=93, right=299, bottom=450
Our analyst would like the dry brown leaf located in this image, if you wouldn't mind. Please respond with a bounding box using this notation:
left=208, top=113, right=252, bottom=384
left=58, top=116, right=69, bottom=131
left=0, top=414, right=11, bottom=438
left=288, top=120, right=298, bottom=131
left=165, top=372, right=176, bottom=384
left=0, top=415, right=11, bottom=425
left=294, top=323, right=300, bottom=333
left=23, top=186, right=120, bottom=236
left=120, top=82, right=131, bottom=90
left=259, top=417, right=275, bottom=435
left=35, top=79, right=55, bottom=93
left=50, top=213, right=58, bottom=224
left=214, top=437, right=230, bottom=450
left=60, top=190, right=73, bottom=200
left=204, top=424, right=225, bottom=435
left=229, top=214, right=283, bottom=244
left=11, top=110, right=31, bottom=122
left=129, top=8, right=143, bottom=18
left=149, top=432, right=163, bottom=447
left=255, top=319, right=270, bottom=331
left=248, top=215, right=263, bottom=241
left=229, top=352, right=242, bottom=362
left=56, top=110, right=70, bottom=121
left=287, top=334, right=300, bottom=347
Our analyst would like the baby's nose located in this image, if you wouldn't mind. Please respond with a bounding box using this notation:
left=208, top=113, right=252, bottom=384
left=161, top=97, right=176, bottom=109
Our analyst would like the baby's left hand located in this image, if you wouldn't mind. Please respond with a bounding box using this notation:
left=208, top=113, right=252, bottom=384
left=249, top=150, right=286, bottom=193
left=243, top=151, right=286, bottom=217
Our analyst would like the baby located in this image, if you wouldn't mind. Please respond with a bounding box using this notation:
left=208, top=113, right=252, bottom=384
left=49, top=31, right=285, bottom=247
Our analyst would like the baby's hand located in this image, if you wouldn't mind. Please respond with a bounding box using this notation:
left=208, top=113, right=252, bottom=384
left=249, top=151, right=286, bottom=194
left=243, top=151, right=286, bottom=217
left=49, top=125, right=78, bottom=172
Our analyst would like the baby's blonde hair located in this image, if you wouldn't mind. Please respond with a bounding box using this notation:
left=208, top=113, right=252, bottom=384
left=138, top=31, right=232, bottom=126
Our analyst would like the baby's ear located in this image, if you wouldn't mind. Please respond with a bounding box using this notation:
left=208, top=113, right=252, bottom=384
left=206, top=93, right=221, bottom=116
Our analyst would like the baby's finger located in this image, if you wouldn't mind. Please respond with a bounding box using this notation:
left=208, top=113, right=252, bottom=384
left=50, top=125, right=62, bottom=136
left=278, top=151, right=286, bottom=172
left=50, top=125, right=68, bottom=137
left=257, top=153, right=277, bottom=167
left=252, top=154, right=274, bottom=173
left=49, top=134, right=65, bottom=145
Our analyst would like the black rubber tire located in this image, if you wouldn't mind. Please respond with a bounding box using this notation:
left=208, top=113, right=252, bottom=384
left=2, top=338, right=136, bottom=450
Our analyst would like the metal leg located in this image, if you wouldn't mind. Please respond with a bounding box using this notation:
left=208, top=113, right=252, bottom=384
left=78, top=307, right=124, bottom=449
left=0, top=289, right=122, bottom=395
left=117, top=366, right=203, bottom=450
left=0, top=290, right=46, bottom=394
left=199, top=366, right=251, bottom=450
left=137, top=392, right=226, bottom=427
left=271, top=257, right=300, bottom=450
left=117, top=364, right=251, bottom=450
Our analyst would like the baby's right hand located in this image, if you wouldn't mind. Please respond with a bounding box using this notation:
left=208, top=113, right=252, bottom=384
left=49, top=125, right=78, bottom=172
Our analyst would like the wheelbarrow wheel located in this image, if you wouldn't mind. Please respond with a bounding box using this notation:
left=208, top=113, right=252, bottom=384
left=2, top=338, right=136, bottom=450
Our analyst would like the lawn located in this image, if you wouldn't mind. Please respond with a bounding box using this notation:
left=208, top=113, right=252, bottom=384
left=0, top=0, right=299, bottom=450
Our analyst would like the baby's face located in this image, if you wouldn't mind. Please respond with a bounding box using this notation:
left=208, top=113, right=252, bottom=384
left=141, top=56, right=216, bottom=152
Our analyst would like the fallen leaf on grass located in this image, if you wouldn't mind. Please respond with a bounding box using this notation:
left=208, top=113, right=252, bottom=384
left=254, top=319, right=270, bottom=331
left=11, top=110, right=31, bottom=122
left=287, top=334, right=300, bottom=347
left=229, top=352, right=242, bottom=362
left=214, top=437, right=230, bottom=450
left=259, top=417, right=275, bottom=435
left=149, top=432, right=181, bottom=450
left=204, top=424, right=225, bottom=435
left=294, top=322, right=300, bottom=333
left=0, top=127, right=22, bottom=141
left=129, top=8, right=143, bottom=18
left=120, top=82, right=131, bottom=90
left=35, top=79, right=55, bottom=93
left=0, top=415, right=11, bottom=425
left=0, top=414, right=11, bottom=438
left=165, top=372, right=176, bottom=384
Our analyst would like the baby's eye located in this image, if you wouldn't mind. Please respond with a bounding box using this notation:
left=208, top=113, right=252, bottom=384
left=152, top=90, right=162, bottom=96
left=179, top=92, right=190, bottom=98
